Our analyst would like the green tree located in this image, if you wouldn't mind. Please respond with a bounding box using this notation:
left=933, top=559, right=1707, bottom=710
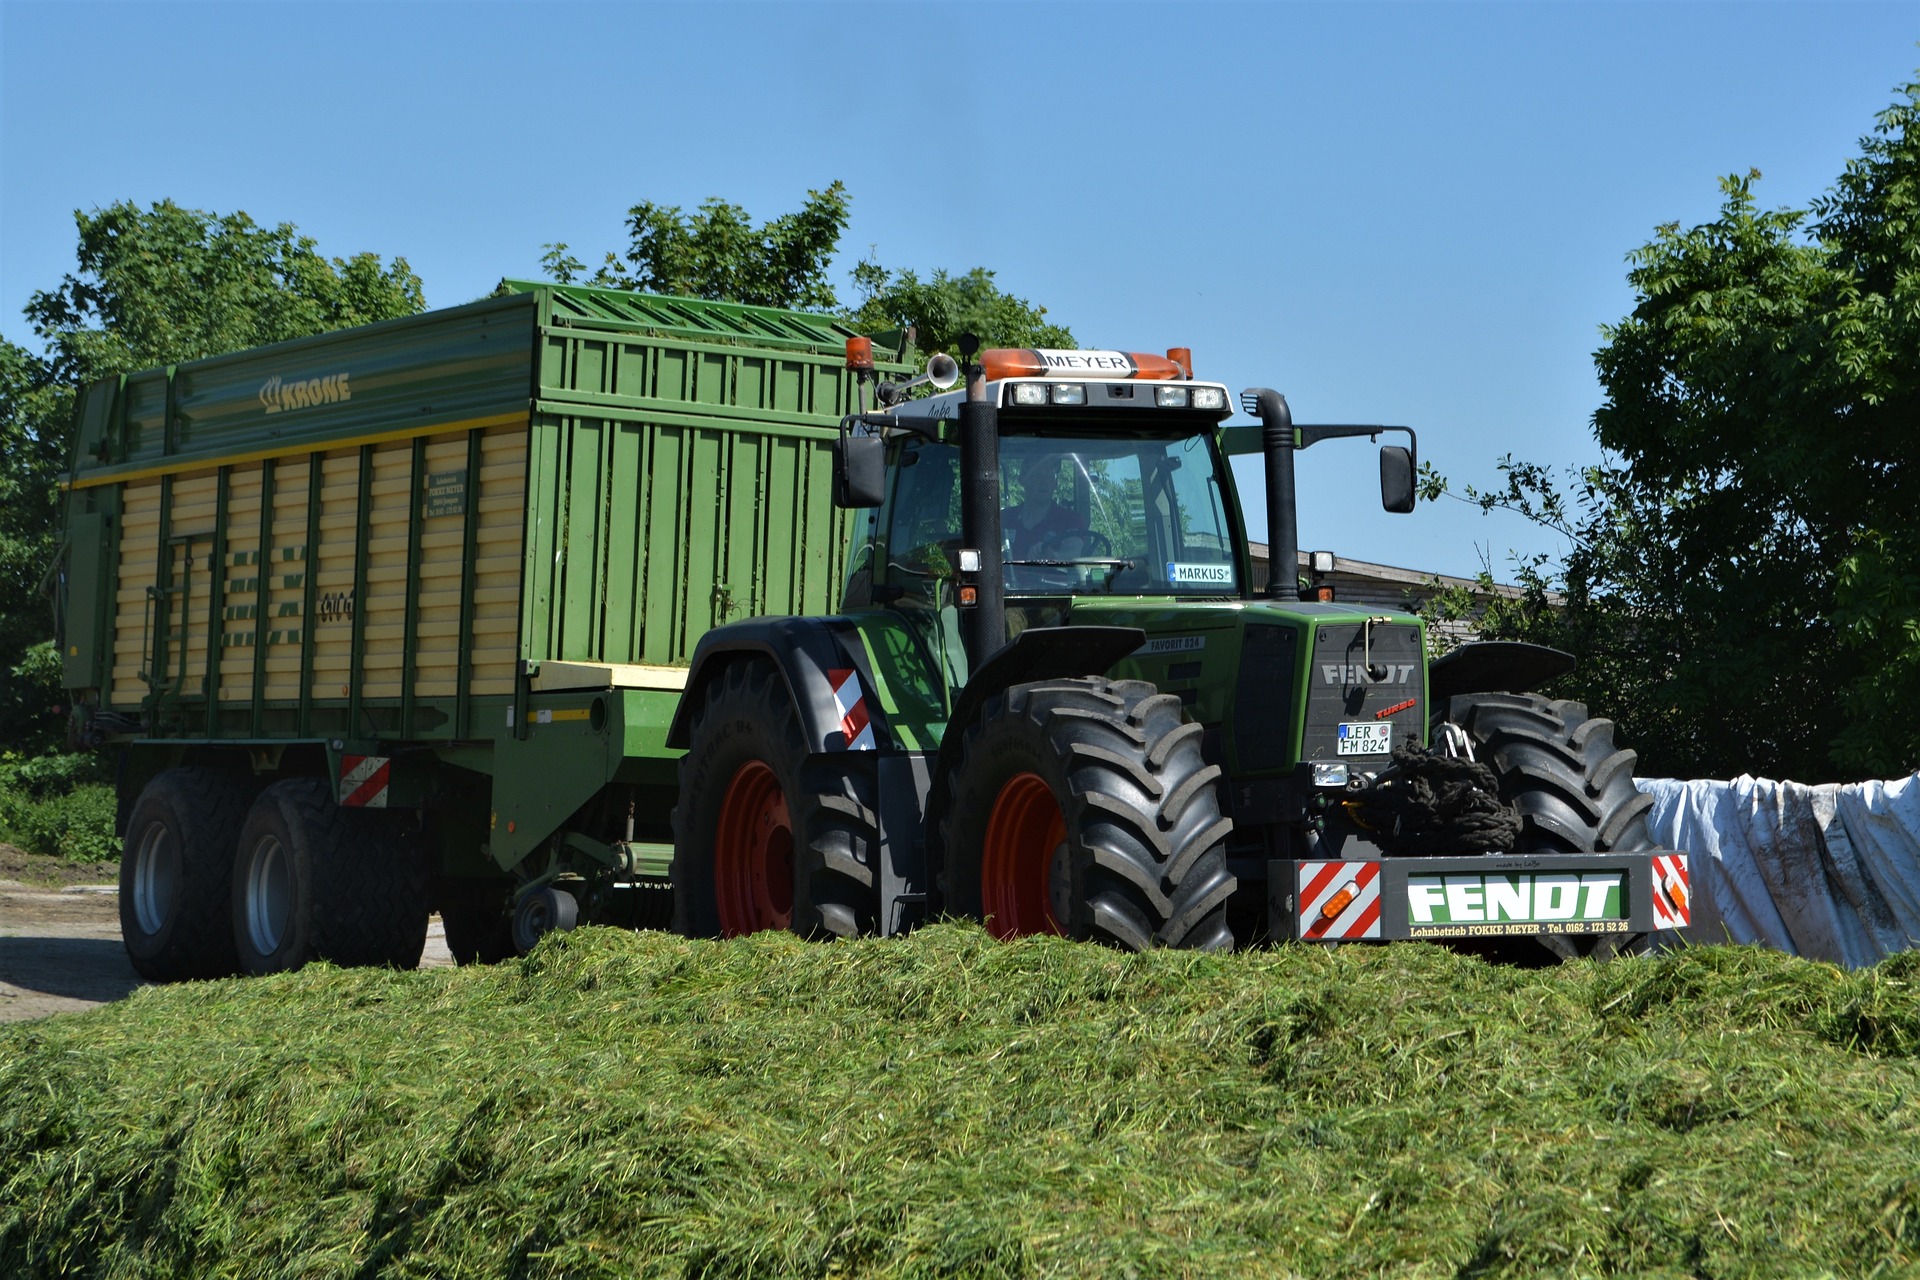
left=1425, top=76, right=1920, bottom=782
left=0, top=200, right=423, bottom=753
left=546, top=182, right=851, bottom=310
left=543, top=183, right=1073, bottom=352
left=847, top=258, right=1073, bottom=356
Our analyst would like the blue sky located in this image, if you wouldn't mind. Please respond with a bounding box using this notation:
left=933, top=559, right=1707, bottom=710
left=2, top=2, right=1914, bottom=580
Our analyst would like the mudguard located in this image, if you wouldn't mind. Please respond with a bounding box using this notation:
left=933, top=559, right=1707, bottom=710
left=1428, top=640, right=1576, bottom=706
left=666, top=616, right=888, bottom=754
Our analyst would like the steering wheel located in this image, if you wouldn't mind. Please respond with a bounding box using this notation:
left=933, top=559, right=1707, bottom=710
left=1033, top=527, right=1113, bottom=559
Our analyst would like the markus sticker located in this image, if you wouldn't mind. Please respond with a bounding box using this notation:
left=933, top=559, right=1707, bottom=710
left=1167, top=562, right=1232, bottom=585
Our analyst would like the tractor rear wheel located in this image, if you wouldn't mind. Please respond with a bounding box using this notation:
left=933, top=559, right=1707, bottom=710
left=232, top=778, right=429, bottom=975
left=942, top=678, right=1235, bottom=951
left=119, top=768, right=251, bottom=982
left=670, top=660, right=878, bottom=939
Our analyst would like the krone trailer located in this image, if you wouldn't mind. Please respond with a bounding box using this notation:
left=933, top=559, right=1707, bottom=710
left=54, top=281, right=909, bottom=976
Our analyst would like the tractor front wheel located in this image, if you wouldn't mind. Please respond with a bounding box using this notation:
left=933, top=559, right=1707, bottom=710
left=1448, top=691, right=1658, bottom=962
left=671, top=660, right=879, bottom=939
left=942, top=678, right=1235, bottom=951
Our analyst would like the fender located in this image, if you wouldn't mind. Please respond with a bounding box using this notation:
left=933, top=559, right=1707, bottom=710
left=666, top=616, right=885, bottom=753
left=1428, top=640, right=1577, bottom=707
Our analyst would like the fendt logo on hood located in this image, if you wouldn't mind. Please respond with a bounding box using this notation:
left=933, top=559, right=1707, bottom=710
left=1322, top=663, right=1417, bottom=685
left=259, top=372, right=352, bottom=415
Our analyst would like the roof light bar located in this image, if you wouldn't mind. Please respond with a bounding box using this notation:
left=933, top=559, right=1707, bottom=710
left=979, top=348, right=1187, bottom=382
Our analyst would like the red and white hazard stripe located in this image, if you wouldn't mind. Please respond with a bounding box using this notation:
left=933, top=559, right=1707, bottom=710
left=826, top=668, right=876, bottom=751
left=338, top=755, right=391, bottom=808
left=1298, top=860, right=1382, bottom=940
left=1651, top=852, right=1691, bottom=929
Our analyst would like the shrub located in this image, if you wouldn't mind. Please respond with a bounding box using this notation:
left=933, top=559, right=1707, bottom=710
left=12, top=782, right=118, bottom=863
left=0, top=750, right=116, bottom=862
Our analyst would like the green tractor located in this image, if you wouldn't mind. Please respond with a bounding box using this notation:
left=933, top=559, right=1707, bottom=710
left=666, top=339, right=1690, bottom=955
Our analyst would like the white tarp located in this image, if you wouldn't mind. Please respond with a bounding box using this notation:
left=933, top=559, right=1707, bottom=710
left=1638, top=774, right=1920, bottom=967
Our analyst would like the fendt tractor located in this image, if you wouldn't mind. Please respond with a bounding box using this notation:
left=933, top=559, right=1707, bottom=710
left=52, top=281, right=1690, bottom=981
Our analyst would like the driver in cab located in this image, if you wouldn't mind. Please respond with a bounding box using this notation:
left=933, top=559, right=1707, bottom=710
left=1004, top=452, right=1087, bottom=558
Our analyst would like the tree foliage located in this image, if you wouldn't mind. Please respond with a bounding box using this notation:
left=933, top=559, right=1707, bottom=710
left=542, top=182, right=1073, bottom=352
left=0, top=201, right=422, bottom=753
left=1426, top=77, right=1920, bottom=782
left=847, top=258, right=1072, bottom=357
left=544, top=182, right=851, bottom=311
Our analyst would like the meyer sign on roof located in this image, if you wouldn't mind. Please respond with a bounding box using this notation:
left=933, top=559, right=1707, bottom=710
left=1032, top=349, right=1143, bottom=375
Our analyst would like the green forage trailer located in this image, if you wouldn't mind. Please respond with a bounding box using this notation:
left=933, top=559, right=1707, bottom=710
left=54, top=282, right=910, bottom=977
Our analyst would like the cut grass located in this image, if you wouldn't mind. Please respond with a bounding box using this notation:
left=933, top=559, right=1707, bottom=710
left=3, top=925, right=1919, bottom=1278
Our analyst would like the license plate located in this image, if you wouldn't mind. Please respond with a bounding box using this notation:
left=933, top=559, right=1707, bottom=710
left=1337, top=722, right=1392, bottom=756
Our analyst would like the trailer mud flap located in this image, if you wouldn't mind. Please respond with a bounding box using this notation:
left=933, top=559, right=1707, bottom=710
left=1280, top=852, right=1690, bottom=942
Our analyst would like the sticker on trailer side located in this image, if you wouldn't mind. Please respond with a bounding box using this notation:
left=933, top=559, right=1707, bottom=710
left=1293, top=852, right=1681, bottom=941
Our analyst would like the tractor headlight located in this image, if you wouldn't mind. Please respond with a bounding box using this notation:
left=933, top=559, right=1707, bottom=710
left=1155, top=386, right=1190, bottom=408
left=1192, top=386, right=1227, bottom=410
left=1049, top=383, right=1086, bottom=405
left=1312, top=762, right=1350, bottom=788
left=1010, top=383, right=1049, bottom=406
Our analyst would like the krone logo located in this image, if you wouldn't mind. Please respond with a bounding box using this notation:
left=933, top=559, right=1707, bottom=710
left=260, top=371, right=352, bottom=415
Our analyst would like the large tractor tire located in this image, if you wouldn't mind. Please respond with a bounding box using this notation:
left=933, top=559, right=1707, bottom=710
left=941, top=678, right=1235, bottom=951
left=1448, top=692, right=1656, bottom=853
left=231, top=778, right=429, bottom=975
left=119, top=768, right=251, bottom=982
left=671, top=659, right=879, bottom=940
left=1448, top=691, right=1656, bottom=961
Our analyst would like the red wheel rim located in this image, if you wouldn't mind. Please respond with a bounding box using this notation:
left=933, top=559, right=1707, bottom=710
left=980, top=772, right=1067, bottom=938
left=713, top=759, right=793, bottom=936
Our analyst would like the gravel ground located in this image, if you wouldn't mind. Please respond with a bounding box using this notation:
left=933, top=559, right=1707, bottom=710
left=0, top=846, right=456, bottom=1023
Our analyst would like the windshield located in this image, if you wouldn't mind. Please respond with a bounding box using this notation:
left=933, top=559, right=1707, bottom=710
left=883, top=431, right=1240, bottom=598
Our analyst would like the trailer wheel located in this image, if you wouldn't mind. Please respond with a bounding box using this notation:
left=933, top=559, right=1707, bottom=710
left=1447, top=692, right=1656, bottom=853
left=670, top=660, right=878, bottom=939
left=232, top=778, right=429, bottom=974
left=438, top=880, right=515, bottom=965
left=942, top=678, right=1235, bottom=951
left=119, top=768, right=250, bottom=982
left=511, top=886, right=581, bottom=955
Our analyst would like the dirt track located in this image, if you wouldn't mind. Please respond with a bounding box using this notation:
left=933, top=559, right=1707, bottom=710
left=1, top=867, right=456, bottom=1023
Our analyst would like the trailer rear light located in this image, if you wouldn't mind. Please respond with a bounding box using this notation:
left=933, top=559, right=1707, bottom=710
left=1191, top=387, right=1226, bottom=410
left=1010, top=383, right=1049, bottom=406
left=1155, top=386, right=1190, bottom=408
left=1050, top=383, right=1087, bottom=405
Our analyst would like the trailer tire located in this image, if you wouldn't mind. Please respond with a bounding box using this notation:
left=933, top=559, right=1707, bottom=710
left=941, top=678, right=1235, bottom=951
left=1447, top=692, right=1656, bottom=853
left=671, top=659, right=878, bottom=939
left=232, top=778, right=429, bottom=975
left=438, top=880, right=515, bottom=965
left=119, top=768, right=251, bottom=982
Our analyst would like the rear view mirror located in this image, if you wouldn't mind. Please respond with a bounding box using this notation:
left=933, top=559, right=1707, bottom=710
left=1380, top=445, right=1415, bottom=513
left=833, top=434, right=885, bottom=508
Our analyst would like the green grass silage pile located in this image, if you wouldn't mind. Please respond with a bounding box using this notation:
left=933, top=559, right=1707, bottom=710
left=4, top=926, right=1919, bottom=1278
